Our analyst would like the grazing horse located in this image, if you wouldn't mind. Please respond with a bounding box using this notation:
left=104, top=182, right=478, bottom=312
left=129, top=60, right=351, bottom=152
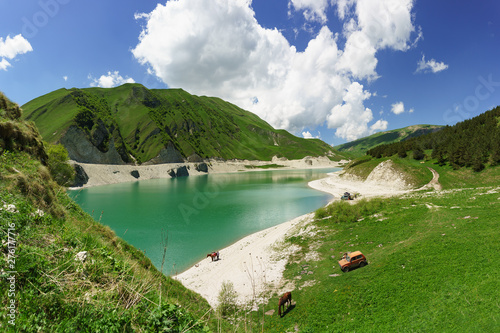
left=278, top=292, right=292, bottom=317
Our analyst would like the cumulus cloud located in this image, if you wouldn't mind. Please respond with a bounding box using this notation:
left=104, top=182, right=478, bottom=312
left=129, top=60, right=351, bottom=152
left=355, top=0, right=416, bottom=51
left=416, top=54, right=449, bottom=73
left=89, top=71, right=135, bottom=88
left=390, top=101, right=414, bottom=115
left=391, top=101, right=405, bottom=115
left=327, top=82, right=377, bottom=141
left=302, top=131, right=320, bottom=139
left=289, top=0, right=332, bottom=23
left=0, top=58, right=11, bottom=71
left=370, top=119, right=388, bottom=131
left=0, top=34, right=33, bottom=59
left=132, top=0, right=418, bottom=141
left=0, top=34, right=32, bottom=71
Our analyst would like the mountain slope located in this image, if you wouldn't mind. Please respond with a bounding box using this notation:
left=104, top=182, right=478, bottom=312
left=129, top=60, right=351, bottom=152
left=1, top=92, right=214, bottom=331
left=22, top=84, right=339, bottom=164
left=334, top=124, right=443, bottom=157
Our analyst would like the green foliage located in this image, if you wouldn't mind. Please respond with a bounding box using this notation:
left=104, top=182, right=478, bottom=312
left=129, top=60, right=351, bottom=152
left=0, top=91, right=22, bottom=120
left=315, top=198, right=386, bottom=224
left=46, top=143, right=75, bottom=186
left=397, top=145, right=407, bottom=158
left=412, top=147, right=425, bottom=160
left=344, top=156, right=371, bottom=170
left=0, top=97, right=48, bottom=162
left=147, top=303, right=209, bottom=332
left=367, top=106, right=500, bottom=172
left=74, top=108, right=95, bottom=132
left=217, top=281, right=239, bottom=318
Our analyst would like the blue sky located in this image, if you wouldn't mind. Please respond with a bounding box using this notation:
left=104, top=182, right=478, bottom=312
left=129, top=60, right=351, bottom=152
left=1, top=0, right=499, bottom=146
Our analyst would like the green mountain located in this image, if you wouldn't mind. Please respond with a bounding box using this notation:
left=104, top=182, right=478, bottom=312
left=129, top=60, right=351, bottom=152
left=334, top=124, right=443, bottom=157
left=22, top=84, right=338, bottom=164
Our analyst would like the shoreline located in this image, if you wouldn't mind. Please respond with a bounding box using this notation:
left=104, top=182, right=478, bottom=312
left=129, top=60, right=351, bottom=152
left=71, top=156, right=348, bottom=189
left=173, top=168, right=412, bottom=308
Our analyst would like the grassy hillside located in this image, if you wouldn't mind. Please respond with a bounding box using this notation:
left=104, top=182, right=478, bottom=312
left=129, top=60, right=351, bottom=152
left=341, top=155, right=433, bottom=188
left=367, top=106, right=500, bottom=172
left=334, top=124, right=443, bottom=157
left=1, top=92, right=215, bottom=332
left=22, top=84, right=340, bottom=164
left=249, top=159, right=500, bottom=332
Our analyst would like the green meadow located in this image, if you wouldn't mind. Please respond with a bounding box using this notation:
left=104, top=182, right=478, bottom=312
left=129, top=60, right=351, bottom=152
left=242, top=163, right=500, bottom=332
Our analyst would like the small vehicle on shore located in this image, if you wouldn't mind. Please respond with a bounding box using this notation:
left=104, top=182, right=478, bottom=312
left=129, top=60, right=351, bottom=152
left=338, top=251, right=367, bottom=272
left=341, top=192, right=354, bottom=200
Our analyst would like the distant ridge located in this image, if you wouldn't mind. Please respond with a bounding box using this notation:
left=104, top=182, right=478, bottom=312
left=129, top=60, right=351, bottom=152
left=334, top=124, right=443, bottom=157
left=366, top=106, right=500, bottom=171
left=22, top=84, right=340, bottom=164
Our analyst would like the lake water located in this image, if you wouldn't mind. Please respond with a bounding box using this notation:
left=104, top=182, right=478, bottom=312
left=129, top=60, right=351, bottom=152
left=68, top=168, right=338, bottom=275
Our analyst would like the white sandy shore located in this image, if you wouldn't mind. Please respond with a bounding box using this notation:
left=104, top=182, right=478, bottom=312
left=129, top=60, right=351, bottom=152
left=174, top=167, right=414, bottom=308
left=72, top=156, right=347, bottom=188
left=175, top=212, right=312, bottom=308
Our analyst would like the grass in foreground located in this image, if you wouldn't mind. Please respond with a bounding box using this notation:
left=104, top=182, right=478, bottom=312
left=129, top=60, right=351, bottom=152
left=0, top=151, right=215, bottom=332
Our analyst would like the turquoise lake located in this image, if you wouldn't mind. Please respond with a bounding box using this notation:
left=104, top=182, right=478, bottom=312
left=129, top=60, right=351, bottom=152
left=68, top=168, right=338, bottom=275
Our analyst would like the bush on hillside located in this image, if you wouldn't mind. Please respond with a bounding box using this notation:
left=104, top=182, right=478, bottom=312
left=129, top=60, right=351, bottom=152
left=217, top=281, right=238, bottom=318
left=46, top=143, right=75, bottom=186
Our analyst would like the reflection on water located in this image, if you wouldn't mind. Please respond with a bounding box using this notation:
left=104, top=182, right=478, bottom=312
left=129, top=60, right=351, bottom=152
left=69, top=168, right=338, bottom=275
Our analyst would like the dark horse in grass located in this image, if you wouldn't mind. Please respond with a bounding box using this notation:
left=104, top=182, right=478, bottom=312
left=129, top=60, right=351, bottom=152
left=278, top=292, right=292, bottom=317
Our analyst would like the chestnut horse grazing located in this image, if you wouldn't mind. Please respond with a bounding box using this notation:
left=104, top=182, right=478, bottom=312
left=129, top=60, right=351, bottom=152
left=278, top=292, right=292, bottom=317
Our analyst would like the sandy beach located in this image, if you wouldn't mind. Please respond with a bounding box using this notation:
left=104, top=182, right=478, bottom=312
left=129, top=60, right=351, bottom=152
left=174, top=163, right=416, bottom=308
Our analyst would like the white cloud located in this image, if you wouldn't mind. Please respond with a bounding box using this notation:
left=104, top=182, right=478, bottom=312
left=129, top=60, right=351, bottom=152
left=0, top=34, right=32, bottom=59
left=63, top=75, right=68, bottom=81
left=0, top=34, right=32, bottom=71
left=289, top=0, right=332, bottom=23
left=355, top=0, right=416, bottom=51
left=89, top=71, right=135, bottom=88
left=0, top=58, right=11, bottom=71
left=302, top=131, right=320, bottom=139
left=334, top=0, right=355, bottom=20
left=302, top=131, right=313, bottom=138
left=416, top=54, right=448, bottom=73
left=391, top=101, right=405, bottom=115
left=370, top=119, right=388, bottom=131
left=327, top=82, right=377, bottom=141
left=132, top=0, right=418, bottom=141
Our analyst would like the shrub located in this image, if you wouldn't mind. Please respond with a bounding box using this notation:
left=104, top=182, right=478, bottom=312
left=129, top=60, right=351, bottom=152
left=46, top=143, right=75, bottom=186
left=412, top=148, right=425, bottom=160
left=217, top=281, right=238, bottom=318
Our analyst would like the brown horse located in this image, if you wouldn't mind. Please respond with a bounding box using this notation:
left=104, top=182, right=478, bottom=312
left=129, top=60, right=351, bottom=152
left=278, top=292, right=292, bottom=317
left=206, top=251, right=219, bottom=261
